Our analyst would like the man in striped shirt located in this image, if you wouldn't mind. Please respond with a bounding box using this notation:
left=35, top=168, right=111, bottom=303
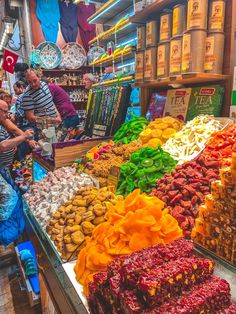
left=22, top=69, right=62, bottom=124
left=0, top=100, right=34, bottom=170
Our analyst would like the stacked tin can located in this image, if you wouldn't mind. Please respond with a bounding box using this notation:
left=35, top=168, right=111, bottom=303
left=135, top=25, right=146, bottom=81
left=144, top=20, right=158, bottom=80
left=205, top=0, right=225, bottom=74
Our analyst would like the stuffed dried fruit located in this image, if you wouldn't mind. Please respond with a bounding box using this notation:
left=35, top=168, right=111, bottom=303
left=117, top=146, right=178, bottom=196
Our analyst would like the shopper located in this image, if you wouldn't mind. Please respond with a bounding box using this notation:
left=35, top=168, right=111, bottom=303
left=83, top=73, right=96, bottom=89
left=22, top=69, right=62, bottom=124
left=0, top=100, right=35, bottom=171
left=48, top=83, right=80, bottom=129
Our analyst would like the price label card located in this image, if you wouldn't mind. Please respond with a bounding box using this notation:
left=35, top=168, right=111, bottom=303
left=107, top=166, right=120, bottom=192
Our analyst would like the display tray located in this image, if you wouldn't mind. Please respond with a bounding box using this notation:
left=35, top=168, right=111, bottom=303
left=63, top=262, right=89, bottom=312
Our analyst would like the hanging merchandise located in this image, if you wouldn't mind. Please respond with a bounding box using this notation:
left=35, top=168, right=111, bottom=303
left=36, top=42, right=62, bottom=69
left=85, top=85, right=131, bottom=137
left=59, top=0, right=78, bottom=43
left=36, top=0, right=60, bottom=43
left=77, top=2, right=96, bottom=52
left=61, top=43, right=86, bottom=69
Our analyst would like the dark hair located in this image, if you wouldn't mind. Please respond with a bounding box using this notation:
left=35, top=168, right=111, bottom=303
left=14, top=80, right=26, bottom=89
left=14, top=63, right=29, bottom=72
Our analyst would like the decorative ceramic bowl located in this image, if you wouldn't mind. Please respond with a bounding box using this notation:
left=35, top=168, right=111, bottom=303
left=36, top=41, right=62, bottom=69
left=61, top=43, right=87, bottom=69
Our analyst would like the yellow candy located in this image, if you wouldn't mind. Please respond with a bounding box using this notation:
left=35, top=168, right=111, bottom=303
left=162, top=128, right=176, bottom=139
left=151, top=129, right=163, bottom=138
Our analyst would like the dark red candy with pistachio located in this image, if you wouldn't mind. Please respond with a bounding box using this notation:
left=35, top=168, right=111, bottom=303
left=138, top=257, right=214, bottom=307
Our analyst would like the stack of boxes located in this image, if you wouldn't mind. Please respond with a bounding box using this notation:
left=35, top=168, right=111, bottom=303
left=192, top=153, right=236, bottom=265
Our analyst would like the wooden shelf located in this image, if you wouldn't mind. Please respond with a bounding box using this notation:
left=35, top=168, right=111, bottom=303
left=92, top=75, right=134, bottom=88
left=88, top=0, right=133, bottom=25
left=92, top=49, right=135, bottom=67
left=42, top=67, right=96, bottom=73
left=89, top=19, right=137, bottom=46
left=58, top=85, right=85, bottom=88
left=131, top=0, right=179, bottom=23
left=135, top=73, right=231, bottom=88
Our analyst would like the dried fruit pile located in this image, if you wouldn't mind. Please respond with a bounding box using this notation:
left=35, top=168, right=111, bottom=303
left=162, top=115, right=223, bottom=164
left=152, top=155, right=220, bottom=237
left=117, top=146, right=178, bottom=196
left=192, top=155, right=236, bottom=265
left=113, top=116, right=148, bottom=144
left=46, top=187, right=118, bottom=260
left=202, top=125, right=236, bottom=165
left=139, top=116, right=183, bottom=148
left=75, top=189, right=182, bottom=294
left=84, top=141, right=142, bottom=187
left=87, top=238, right=235, bottom=314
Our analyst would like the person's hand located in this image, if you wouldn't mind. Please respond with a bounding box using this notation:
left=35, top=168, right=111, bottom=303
left=7, top=113, right=16, bottom=123
left=28, top=140, right=37, bottom=149
left=23, top=129, right=34, bottom=140
left=53, top=116, right=62, bottom=124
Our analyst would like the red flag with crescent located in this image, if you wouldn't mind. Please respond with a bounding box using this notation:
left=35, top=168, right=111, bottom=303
left=2, top=49, right=19, bottom=74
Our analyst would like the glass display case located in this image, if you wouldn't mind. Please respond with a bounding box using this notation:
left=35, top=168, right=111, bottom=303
left=23, top=199, right=236, bottom=313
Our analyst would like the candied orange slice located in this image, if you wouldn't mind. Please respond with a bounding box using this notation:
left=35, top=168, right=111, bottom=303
left=151, top=129, right=163, bottom=138
left=162, top=128, right=176, bottom=139
left=155, top=123, right=169, bottom=130
left=147, top=138, right=163, bottom=148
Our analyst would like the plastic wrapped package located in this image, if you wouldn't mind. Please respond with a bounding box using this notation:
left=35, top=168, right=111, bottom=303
left=0, top=174, right=18, bottom=221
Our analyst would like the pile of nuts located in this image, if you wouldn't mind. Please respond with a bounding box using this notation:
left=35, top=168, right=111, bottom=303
left=46, top=186, right=118, bottom=260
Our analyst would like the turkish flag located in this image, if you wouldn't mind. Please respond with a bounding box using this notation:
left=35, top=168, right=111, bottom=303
left=2, top=49, right=19, bottom=74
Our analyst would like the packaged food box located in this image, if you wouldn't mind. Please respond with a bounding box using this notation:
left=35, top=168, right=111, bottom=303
left=186, top=85, right=224, bottom=121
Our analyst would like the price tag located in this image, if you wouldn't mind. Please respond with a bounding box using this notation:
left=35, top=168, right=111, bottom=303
left=107, top=166, right=120, bottom=192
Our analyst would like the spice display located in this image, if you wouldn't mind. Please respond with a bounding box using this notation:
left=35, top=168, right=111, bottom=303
left=192, top=155, right=236, bottom=265
left=25, top=168, right=97, bottom=228
left=139, top=116, right=183, bottom=148
left=162, top=115, right=223, bottom=164
left=75, top=189, right=183, bottom=294
left=117, top=146, right=178, bottom=196
left=46, top=186, right=117, bottom=260
left=152, top=154, right=220, bottom=237
left=87, top=238, right=235, bottom=314
left=113, top=116, right=148, bottom=144
left=186, top=85, right=224, bottom=121
left=84, top=141, right=143, bottom=187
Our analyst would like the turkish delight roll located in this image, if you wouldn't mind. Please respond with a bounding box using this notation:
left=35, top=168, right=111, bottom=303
left=138, top=257, right=214, bottom=307
left=143, top=277, right=231, bottom=314
left=119, top=290, right=144, bottom=314
left=121, top=238, right=193, bottom=286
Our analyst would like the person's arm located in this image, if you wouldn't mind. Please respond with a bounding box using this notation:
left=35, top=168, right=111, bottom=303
left=25, top=110, right=38, bottom=123
left=53, top=106, right=62, bottom=123
left=0, top=129, right=34, bottom=153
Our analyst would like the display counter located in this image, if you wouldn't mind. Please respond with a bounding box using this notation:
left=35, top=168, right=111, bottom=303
left=23, top=200, right=89, bottom=314
left=23, top=199, right=236, bottom=314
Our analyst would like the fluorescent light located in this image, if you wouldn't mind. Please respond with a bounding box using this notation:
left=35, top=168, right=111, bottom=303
left=117, top=61, right=135, bottom=69
left=89, top=0, right=122, bottom=24
left=117, top=37, right=137, bottom=48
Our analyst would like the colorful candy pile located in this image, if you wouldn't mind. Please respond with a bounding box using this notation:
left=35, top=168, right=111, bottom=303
left=117, top=146, right=178, bottom=196
left=152, top=155, right=220, bottom=237
left=84, top=141, right=143, bottom=187
left=86, top=238, right=235, bottom=314
left=25, top=168, right=97, bottom=228
left=12, top=155, right=33, bottom=192
left=162, top=115, right=223, bottom=164
left=47, top=186, right=118, bottom=261
left=75, top=189, right=183, bottom=294
left=202, top=125, right=236, bottom=165
left=192, top=154, right=236, bottom=265
left=113, top=116, right=148, bottom=144
left=139, top=116, right=183, bottom=148
left=85, top=140, right=114, bottom=161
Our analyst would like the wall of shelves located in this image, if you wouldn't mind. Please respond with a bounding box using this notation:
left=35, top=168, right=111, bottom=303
left=134, top=0, right=235, bottom=117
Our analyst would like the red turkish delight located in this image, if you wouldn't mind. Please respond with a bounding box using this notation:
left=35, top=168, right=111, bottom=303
left=119, top=290, right=144, bottom=314
left=138, top=257, right=214, bottom=307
